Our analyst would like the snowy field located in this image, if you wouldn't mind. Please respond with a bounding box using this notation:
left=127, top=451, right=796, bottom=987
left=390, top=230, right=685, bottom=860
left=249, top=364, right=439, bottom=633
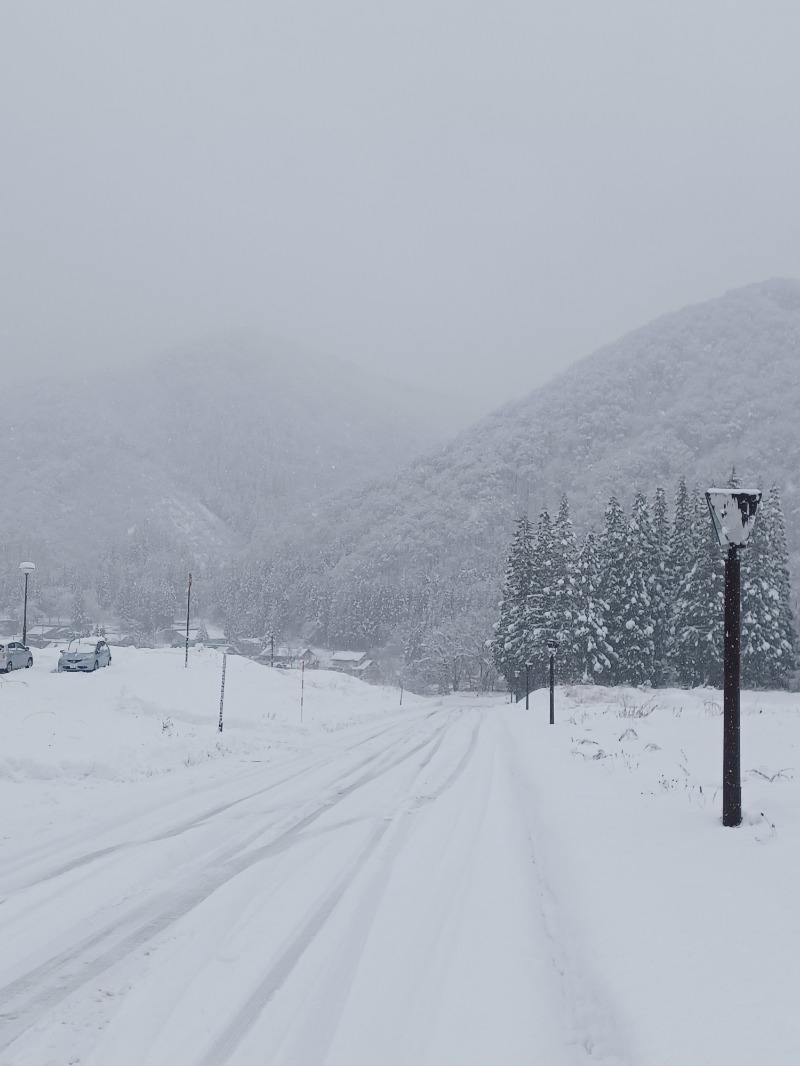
left=1, top=646, right=799, bottom=1065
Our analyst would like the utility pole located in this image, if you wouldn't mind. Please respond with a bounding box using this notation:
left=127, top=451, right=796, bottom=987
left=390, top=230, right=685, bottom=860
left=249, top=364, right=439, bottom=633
left=547, top=639, right=559, bottom=725
left=300, top=659, right=305, bottom=724
left=218, top=652, right=227, bottom=732
left=185, top=573, right=192, bottom=668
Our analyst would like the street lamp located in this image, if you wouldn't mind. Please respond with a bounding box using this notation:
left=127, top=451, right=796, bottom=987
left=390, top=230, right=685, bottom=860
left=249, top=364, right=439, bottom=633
left=546, top=638, right=559, bottom=725
left=19, top=562, right=35, bottom=646
left=706, top=488, right=761, bottom=827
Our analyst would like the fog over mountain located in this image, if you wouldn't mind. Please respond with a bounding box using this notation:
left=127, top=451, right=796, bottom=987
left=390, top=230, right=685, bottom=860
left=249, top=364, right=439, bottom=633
left=238, top=278, right=800, bottom=646
left=0, top=331, right=469, bottom=569
left=3, top=280, right=798, bottom=645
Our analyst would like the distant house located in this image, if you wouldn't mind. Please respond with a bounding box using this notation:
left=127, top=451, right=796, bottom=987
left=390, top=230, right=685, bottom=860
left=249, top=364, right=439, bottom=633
left=330, top=650, right=369, bottom=673
left=26, top=624, right=74, bottom=647
left=154, top=627, right=201, bottom=648
left=257, top=645, right=314, bottom=668
left=354, top=658, right=380, bottom=682
left=232, top=637, right=264, bottom=659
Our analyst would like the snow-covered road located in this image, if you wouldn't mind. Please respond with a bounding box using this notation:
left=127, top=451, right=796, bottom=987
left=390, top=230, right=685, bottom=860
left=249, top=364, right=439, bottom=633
left=1, top=690, right=577, bottom=1065
left=3, top=648, right=800, bottom=1065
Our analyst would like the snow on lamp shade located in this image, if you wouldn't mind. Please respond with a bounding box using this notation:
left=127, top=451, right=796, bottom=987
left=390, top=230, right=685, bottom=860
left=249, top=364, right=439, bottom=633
left=705, top=489, right=762, bottom=548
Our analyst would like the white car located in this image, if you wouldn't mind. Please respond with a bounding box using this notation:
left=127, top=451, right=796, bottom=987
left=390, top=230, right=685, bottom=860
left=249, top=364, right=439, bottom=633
left=58, top=638, right=112, bottom=673
left=0, top=641, right=33, bottom=672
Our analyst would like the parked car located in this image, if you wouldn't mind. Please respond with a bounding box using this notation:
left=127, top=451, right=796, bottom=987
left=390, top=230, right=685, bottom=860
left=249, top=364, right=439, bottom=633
left=0, top=641, right=33, bottom=672
left=58, top=638, right=112, bottom=673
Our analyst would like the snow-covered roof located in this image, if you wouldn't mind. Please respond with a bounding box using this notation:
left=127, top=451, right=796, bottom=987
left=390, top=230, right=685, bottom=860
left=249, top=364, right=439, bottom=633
left=331, top=650, right=367, bottom=663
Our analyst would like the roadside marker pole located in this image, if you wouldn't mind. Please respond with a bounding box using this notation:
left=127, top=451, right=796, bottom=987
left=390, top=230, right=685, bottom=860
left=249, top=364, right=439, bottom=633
left=300, top=659, right=305, bottom=724
left=400, top=681, right=404, bottom=706
left=218, top=652, right=227, bottom=733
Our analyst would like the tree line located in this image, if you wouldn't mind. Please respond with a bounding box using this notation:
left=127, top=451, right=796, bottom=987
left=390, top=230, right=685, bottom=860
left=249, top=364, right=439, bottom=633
left=492, top=478, right=795, bottom=694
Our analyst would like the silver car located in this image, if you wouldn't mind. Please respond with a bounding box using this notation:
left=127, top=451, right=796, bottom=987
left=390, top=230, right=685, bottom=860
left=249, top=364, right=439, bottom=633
left=58, top=638, right=112, bottom=673
left=0, top=641, right=33, bottom=672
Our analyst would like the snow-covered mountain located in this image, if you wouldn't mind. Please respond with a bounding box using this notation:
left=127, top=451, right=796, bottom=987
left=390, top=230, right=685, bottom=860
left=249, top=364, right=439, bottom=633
left=260, top=279, right=800, bottom=638
left=0, top=331, right=469, bottom=567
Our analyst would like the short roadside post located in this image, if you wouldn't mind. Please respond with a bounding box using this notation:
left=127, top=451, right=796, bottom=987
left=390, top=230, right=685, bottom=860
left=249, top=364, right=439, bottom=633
left=705, top=488, right=761, bottom=827
left=546, top=638, right=559, bottom=725
left=525, top=661, right=532, bottom=710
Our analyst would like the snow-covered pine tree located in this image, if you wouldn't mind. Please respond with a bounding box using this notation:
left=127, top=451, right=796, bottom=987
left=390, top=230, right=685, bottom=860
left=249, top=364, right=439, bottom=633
left=742, top=485, right=795, bottom=688
left=551, top=495, right=581, bottom=680
left=526, top=508, right=558, bottom=688
left=672, top=487, right=724, bottom=687
left=649, top=487, right=670, bottom=686
left=70, top=588, right=92, bottom=636
left=574, top=529, right=614, bottom=681
left=664, top=477, right=693, bottom=681
left=597, top=495, right=630, bottom=684
left=492, top=515, right=534, bottom=692
left=617, top=492, right=657, bottom=685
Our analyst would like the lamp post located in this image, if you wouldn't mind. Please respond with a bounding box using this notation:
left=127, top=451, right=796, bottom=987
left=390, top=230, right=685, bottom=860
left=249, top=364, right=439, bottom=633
left=513, top=668, right=520, bottom=704
left=706, top=488, right=761, bottom=827
left=19, top=562, right=35, bottom=646
left=525, top=661, right=532, bottom=710
left=546, top=638, right=559, bottom=725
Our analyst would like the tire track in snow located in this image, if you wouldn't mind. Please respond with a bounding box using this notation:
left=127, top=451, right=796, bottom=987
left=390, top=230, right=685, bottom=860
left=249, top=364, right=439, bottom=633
left=193, top=713, right=484, bottom=1066
left=0, top=709, right=439, bottom=897
left=498, top=717, right=632, bottom=1066
left=0, top=715, right=455, bottom=1056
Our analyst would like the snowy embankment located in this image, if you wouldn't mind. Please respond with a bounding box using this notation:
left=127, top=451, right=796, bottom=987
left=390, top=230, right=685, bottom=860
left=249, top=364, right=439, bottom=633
left=0, top=646, right=422, bottom=847
left=517, top=683, right=800, bottom=1066
left=1, top=650, right=799, bottom=1065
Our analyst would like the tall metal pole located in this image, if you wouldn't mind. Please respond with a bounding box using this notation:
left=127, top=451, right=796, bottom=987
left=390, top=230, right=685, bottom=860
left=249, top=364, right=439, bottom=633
left=22, top=572, right=29, bottom=646
left=300, top=659, right=305, bottom=724
left=549, top=652, right=555, bottom=725
left=184, top=573, right=192, bottom=668
left=723, top=545, right=742, bottom=827
left=218, top=651, right=227, bottom=732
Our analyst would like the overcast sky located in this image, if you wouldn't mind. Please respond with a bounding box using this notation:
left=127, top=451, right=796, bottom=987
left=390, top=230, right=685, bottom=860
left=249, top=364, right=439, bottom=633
left=2, top=1, right=800, bottom=410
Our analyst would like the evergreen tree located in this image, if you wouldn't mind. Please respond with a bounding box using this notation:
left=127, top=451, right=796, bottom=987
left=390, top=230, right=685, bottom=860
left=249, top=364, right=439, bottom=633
left=526, top=508, right=558, bottom=687
left=492, top=515, right=534, bottom=691
left=665, top=477, right=693, bottom=680
left=742, top=485, right=795, bottom=688
left=597, top=496, right=629, bottom=683
left=617, top=492, right=656, bottom=685
left=651, top=486, right=670, bottom=686
left=672, top=488, right=724, bottom=687
left=551, top=495, right=581, bottom=679
left=574, top=530, right=614, bottom=680
left=70, top=589, right=92, bottom=636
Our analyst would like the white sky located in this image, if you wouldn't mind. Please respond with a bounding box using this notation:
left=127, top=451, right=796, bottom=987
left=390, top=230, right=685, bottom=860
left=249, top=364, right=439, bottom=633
left=2, top=1, right=800, bottom=409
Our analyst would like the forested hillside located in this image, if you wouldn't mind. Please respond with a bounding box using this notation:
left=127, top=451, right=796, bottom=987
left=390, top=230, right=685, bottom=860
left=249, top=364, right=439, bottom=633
left=0, top=332, right=467, bottom=622
left=217, top=280, right=800, bottom=666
